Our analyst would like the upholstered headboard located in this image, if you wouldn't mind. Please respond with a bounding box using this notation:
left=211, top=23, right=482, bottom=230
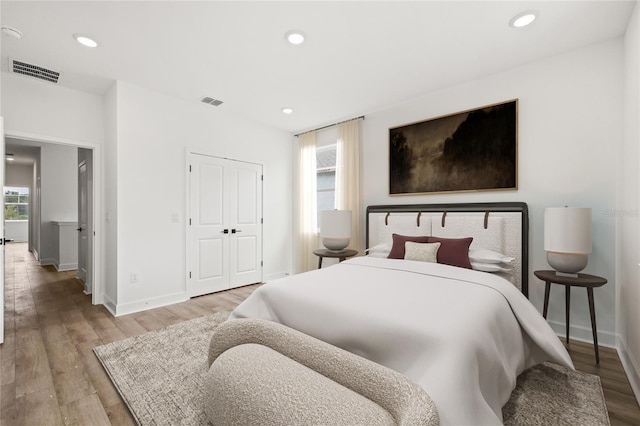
left=366, top=202, right=529, bottom=297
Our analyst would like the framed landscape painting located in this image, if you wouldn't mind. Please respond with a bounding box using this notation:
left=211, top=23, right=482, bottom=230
left=389, top=99, right=518, bottom=195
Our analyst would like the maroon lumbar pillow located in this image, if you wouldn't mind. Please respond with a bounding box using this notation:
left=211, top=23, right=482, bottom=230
left=426, top=236, right=473, bottom=269
left=388, top=233, right=430, bottom=259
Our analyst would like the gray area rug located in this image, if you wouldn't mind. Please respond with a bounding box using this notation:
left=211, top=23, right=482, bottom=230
left=503, top=362, right=610, bottom=426
left=94, top=312, right=610, bottom=426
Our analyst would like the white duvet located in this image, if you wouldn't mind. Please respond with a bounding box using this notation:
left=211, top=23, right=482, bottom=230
left=230, top=257, right=573, bottom=425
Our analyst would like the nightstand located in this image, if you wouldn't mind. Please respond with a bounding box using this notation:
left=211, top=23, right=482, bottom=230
left=313, top=249, right=358, bottom=269
left=534, top=270, right=607, bottom=364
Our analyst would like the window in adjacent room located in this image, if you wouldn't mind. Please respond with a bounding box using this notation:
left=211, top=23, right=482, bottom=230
left=4, top=187, right=29, bottom=220
left=316, top=144, right=336, bottom=228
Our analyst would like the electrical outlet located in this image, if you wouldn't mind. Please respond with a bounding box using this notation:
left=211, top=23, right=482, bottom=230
left=130, top=272, right=139, bottom=283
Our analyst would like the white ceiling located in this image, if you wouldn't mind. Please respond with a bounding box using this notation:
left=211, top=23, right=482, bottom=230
left=0, top=1, right=636, bottom=134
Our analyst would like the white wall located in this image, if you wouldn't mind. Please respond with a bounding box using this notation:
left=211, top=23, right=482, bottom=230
left=361, top=39, right=623, bottom=347
left=103, top=83, right=118, bottom=311
left=111, top=81, right=293, bottom=314
left=5, top=163, right=33, bottom=187
left=618, top=1, right=640, bottom=399
left=38, top=144, right=78, bottom=266
left=1, top=73, right=104, bottom=144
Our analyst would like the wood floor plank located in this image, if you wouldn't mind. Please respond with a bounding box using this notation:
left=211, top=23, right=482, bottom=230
left=14, top=386, right=64, bottom=426
left=61, top=393, right=111, bottom=426
left=14, top=329, right=55, bottom=397
left=103, top=401, right=136, bottom=426
left=2, top=242, right=639, bottom=425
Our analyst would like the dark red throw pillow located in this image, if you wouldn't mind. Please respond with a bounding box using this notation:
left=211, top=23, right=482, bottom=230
left=388, top=234, right=430, bottom=259
left=426, top=236, right=473, bottom=269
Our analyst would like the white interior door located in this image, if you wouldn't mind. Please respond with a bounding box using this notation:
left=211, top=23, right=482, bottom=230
left=77, top=161, right=88, bottom=285
left=229, top=162, right=262, bottom=287
left=190, top=154, right=230, bottom=296
left=0, top=118, right=5, bottom=344
left=188, top=154, right=262, bottom=297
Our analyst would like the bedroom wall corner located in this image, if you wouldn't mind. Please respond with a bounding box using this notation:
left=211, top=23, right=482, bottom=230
left=617, top=0, right=640, bottom=403
left=103, top=82, right=119, bottom=308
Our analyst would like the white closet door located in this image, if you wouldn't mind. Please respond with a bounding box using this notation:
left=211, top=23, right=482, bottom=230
left=190, top=155, right=230, bottom=296
left=229, top=162, right=262, bottom=288
left=189, top=154, right=262, bottom=297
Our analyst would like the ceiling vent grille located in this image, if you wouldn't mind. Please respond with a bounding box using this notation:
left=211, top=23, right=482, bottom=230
left=200, top=96, right=223, bottom=106
left=10, top=58, right=60, bottom=83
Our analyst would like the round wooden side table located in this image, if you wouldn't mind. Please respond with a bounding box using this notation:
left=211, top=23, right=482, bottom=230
left=534, top=270, right=607, bottom=364
left=313, top=249, right=358, bottom=269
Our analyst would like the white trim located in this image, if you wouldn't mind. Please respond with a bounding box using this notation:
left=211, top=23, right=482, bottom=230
left=102, top=293, right=117, bottom=316
left=547, top=319, right=617, bottom=348
left=4, top=129, right=103, bottom=306
left=54, top=262, right=78, bottom=272
left=114, top=292, right=188, bottom=317
left=264, top=271, right=289, bottom=282
left=617, top=336, right=640, bottom=405
left=38, top=257, right=55, bottom=266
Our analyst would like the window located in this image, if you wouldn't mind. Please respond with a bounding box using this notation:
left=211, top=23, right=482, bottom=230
left=4, top=187, right=29, bottom=220
left=316, top=145, right=336, bottom=227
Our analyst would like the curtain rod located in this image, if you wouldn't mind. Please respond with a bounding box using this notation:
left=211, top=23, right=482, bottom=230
left=294, top=116, right=365, bottom=137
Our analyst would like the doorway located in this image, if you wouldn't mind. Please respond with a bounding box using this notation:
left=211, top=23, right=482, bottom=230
left=3, top=135, right=100, bottom=303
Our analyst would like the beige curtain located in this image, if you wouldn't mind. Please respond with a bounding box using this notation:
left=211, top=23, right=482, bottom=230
left=335, top=119, right=361, bottom=252
left=296, top=131, right=318, bottom=272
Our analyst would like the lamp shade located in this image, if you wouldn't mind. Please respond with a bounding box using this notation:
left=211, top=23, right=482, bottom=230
left=544, top=207, right=592, bottom=254
left=320, top=210, right=351, bottom=251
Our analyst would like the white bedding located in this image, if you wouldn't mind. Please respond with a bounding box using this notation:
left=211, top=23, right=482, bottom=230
left=230, top=257, right=573, bottom=426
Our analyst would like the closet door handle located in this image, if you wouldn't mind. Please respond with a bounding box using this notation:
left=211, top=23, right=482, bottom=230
left=231, top=229, right=243, bottom=234
left=221, top=229, right=229, bottom=234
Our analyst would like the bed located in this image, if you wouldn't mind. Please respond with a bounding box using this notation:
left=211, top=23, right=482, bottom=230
left=230, top=202, right=573, bottom=426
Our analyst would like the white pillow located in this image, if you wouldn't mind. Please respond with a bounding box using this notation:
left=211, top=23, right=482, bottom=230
left=471, top=261, right=513, bottom=273
left=404, top=242, right=440, bottom=263
left=366, top=243, right=392, bottom=257
left=468, top=249, right=514, bottom=264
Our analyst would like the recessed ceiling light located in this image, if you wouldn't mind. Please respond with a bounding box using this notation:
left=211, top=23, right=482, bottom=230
left=1, top=26, right=23, bottom=39
left=74, top=33, right=98, bottom=48
left=509, top=11, right=537, bottom=28
left=282, top=107, right=294, bottom=114
left=285, top=31, right=305, bottom=45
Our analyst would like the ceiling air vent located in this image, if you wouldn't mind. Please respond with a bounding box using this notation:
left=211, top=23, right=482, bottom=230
left=10, top=58, right=60, bottom=83
left=200, top=96, right=223, bottom=107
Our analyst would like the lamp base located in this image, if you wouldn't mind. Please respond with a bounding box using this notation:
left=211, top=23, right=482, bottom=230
left=547, top=251, right=588, bottom=275
left=322, top=237, right=350, bottom=252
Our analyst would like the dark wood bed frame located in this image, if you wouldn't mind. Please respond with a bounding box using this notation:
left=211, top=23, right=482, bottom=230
left=366, top=202, right=530, bottom=298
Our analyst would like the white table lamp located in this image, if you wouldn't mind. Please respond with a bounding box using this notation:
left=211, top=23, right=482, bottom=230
left=320, top=210, right=352, bottom=252
left=544, top=207, right=592, bottom=277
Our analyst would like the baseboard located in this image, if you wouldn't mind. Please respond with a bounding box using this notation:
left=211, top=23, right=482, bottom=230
left=547, top=319, right=616, bottom=348
left=102, top=294, right=117, bottom=316
left=263, top=271, right=290, bottom=282
left=54, top=262, right=78, bottom=272
left=617, top=337, right=640, bottom=405
left=114, top=291, right=188, bottom=317
left=39, top=258, right=55, bottom=266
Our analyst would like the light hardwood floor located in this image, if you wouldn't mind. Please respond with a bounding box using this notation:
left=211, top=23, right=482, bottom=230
left=1, top=243, right=639, bottom=425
